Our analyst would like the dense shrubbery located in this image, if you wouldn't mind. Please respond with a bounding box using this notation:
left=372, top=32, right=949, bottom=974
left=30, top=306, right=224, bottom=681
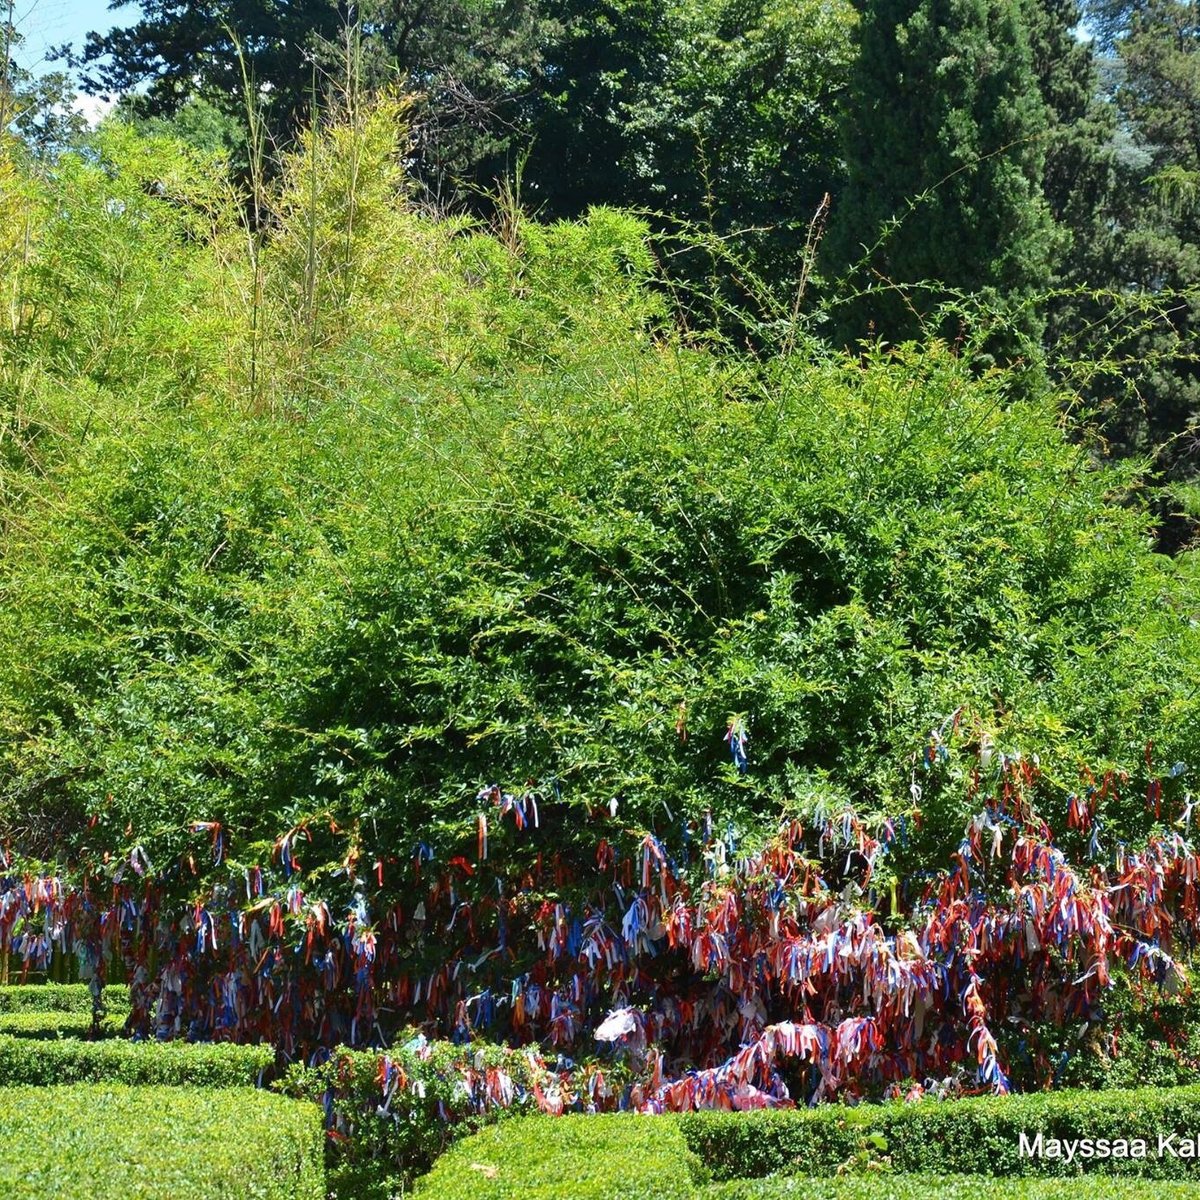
left=276, top=1041, right=562, bottom=1196
left=0, top=1085, right=323, bottom=1199
left=0, top=1011, right=124, bottom=1038
left=0, top=1035, right=273, bottom=1086
left=2, top=105, right=1196, bottom=884
left=2, top=98, right=1200, bottom=1113
left=416, top=1113, right=710, bottom=1200
left=708, top=1180, right=1200, bottom=1199
left=415, top=1087, right=1200, bottom=1199
left=680, top=1084, right=1200, bottom=1179
left=0, top=983, right=128, bottom=1013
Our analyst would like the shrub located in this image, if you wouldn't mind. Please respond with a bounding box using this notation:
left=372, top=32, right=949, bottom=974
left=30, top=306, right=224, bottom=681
left=0, top=1010, right=124, bottom=1039
left=0, top=1034, right=273, bottom=1086
left=678, top=1083, right=1200, bottom=1179
left=414, top=1113, right=710, bottom=1200
left=413, top=1110, right=1200, bottom=1200
left=4, top=97, right=1200, bottom=1101
left=0, top=1084, right=323, bottom=1199
left=3, top=102, right=1198, bottom=899
left=276, top=1040, right=564, bottom=1198
left=0, top=983, right=129, bottom=1013
left=708, top=1178, right=1200, bottom=1199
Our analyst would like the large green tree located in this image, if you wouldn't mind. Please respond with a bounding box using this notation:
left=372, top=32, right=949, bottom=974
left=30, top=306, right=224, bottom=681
left=1027, top=0, right=1119, bottom=290
left=1106, top=0, right=1200, bottom=479
left=520, top=0, right=857, bottom=308
left=826, top=0, right=1059, bottom=350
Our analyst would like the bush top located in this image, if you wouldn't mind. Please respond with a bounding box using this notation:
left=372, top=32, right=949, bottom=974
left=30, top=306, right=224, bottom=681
left=0, top=1084, right=324, bottom=1200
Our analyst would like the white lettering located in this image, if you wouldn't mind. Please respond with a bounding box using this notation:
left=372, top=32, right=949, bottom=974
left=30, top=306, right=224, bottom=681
left=1018, top=1132, right=1043, bottom=1158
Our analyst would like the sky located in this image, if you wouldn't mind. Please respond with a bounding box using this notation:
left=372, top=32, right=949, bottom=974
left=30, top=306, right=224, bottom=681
left=9, top=0, right=136, bottom=77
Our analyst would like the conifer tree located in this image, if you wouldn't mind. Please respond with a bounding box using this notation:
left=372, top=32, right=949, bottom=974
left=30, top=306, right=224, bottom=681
left=827, top=0, right=1058, bottom=350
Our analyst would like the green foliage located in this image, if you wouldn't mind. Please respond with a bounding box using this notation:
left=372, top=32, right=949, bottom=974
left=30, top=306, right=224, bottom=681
left=114, top=95, right=248, bottom=161
left=0, top=1010, right=125, bottom=1039
left=0, top=1084, right=323, bottom=1199
left=0, top=105, right=1198, bottom=915
left=0, top=983, right=128, bottom=1013
left=708, top=1177, right=1200, bottom=1199
left=77, top=0, right=563, bottom=195
left=0, top=1035, right=273, bottom=1086
left=525, top=0, right=856, bottom=287
left=76, top=0, right=856, bottom=307
left=1098, top=0, right=1200, bottom=480
left=74, top=0, right=346, bottom=132
left=416, top=1091, right=1200, bottom=1199
left=0, top=120, right=238, bottom=468
left=1052, top=973, right=1200, bottom=1091
left=828, top=0, right=1059, bottom=350
left=414, top=1113, right=710, bottom=1200
left=275, top=1040, right=570, bottom=1196
left=678, top=1084, right=1200, bottom=1179
left=2, top=20, right=87, bottom=158
left=1026, top=0, right=1128, bottom=393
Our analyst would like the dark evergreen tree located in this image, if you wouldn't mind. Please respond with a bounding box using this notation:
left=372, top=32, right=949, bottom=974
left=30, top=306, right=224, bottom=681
left=75, top=0, right=344, bottom=126
left=1026, top=0, right=1119, bottom=286
left=1069, top=0, right=1200, bottom=484
left=826, top=0, right=1059, bottom=350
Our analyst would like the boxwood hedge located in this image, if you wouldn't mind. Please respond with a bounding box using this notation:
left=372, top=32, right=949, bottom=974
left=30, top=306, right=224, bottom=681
left=0, top=1034, right=273, bottom=1086
left=678, top=1084, right=1200, bottom=1180
left=414, top=1104, right=1200, bottom=1200
left=0, top=983, right=129, bottom=1012
left=414, top=1113, right=711, bottom=1200
left=416, top=1086, right=1200, bottom=1199
left=0, top=1084, right=323, bottom=1199
left=708, top=1178, right=1200, bottom=1199
left=0, top=1010, right=125, bottom=1039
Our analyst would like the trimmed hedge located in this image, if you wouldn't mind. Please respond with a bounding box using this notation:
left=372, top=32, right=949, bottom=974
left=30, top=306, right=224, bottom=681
left=414, top=1114, right=710, bottom=1200
left=678, top=1084, right=1200, bottom=1180
left=413, top=1110, right=1200, bottom=1200
left=0, top=1034, right=273, bottom=1086
left=0, top=1010, right=124, bottom=1039
left=708, top=1178, right=1200, bottom=1199
left=0, top=982, right=129, bottom=1012
left=0, top=1084, right=323, bottom=1199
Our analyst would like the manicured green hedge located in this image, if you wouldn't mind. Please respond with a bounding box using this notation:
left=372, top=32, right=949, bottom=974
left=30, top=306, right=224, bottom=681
left=0, top=1084, right=323, bottom=1199
left=0, top=1034, right=273, bottom=1086
left=414, top=1114, right=710, bottom=1200
left=0, top=982, right=129, bottom=1013
left=708, top=1178, right=1200, bottom=1199
left=414, top=1107, right=1200, bottom=1200
left=0, top=1010, right=124, bottom=1039
left=679, top=1084, right=1200, bottom=1180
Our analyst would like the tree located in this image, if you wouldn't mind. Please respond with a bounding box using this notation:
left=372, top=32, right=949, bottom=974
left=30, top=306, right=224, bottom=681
left=75, top=0, right=560, bottom=204
left=503, top=0, right=856, bottom=321
left=2, top=11, right=86, bottom=158
left=1070, top=0, right=1200, bottom=484
left=112, top=94, right=247, bottom=159
left=75, top=0, right=855, bottom=301
left=826, top=0, right=1059, bottom=351
left=76, top=0, right=344, bottom=126
left=1025, top=0, right=1119, bottom=289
